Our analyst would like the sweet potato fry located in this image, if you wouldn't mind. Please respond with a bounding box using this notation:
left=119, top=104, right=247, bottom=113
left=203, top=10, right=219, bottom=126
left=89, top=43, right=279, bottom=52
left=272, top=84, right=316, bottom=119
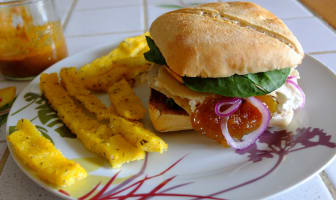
left=40, top=73, right=145, bottom=168
left=60, top=67, right=112, bottom=120
left=7, top=119, right=87, bottom=186
left=108, top=78, right=146, bottom=120
left=110, top=115, right=168, bottom=153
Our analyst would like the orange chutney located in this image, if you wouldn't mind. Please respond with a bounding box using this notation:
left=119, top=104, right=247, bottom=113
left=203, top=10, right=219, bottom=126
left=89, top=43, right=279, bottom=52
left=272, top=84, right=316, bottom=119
left=191, top=96, right=277, bottom=146
left=0, top=8, right=68, bottom=79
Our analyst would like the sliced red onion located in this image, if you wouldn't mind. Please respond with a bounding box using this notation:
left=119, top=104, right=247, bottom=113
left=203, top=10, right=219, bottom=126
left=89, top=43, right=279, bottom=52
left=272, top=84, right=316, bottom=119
left=286, top=79, right=305, bottom=108
left=215, top=98, right=242, bottom=117
left=287, top=76, right=296, bottom=80
left=218, top=97, right=240, bottom=102
left=221, top=97, right=271, bottom=150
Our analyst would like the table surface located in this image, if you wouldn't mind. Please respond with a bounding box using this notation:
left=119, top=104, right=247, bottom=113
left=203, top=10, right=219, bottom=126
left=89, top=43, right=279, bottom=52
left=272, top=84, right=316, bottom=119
left=1, top=0, right=336, bottom=199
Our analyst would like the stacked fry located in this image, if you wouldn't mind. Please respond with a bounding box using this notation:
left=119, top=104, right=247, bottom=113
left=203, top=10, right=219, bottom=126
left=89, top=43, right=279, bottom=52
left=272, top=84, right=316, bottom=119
left=40, top=33, right=168, bottom=168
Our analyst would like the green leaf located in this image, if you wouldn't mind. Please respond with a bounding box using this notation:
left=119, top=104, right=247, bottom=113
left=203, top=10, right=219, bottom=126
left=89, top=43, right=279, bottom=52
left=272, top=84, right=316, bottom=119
left=47, top=119, right=62, bottom=127
left=165, top=98, right=181, bottom=110
left=34, top=101, right=75, bottom=139
left=244, top=68, right=291, bottom=93
left=144, top=36, right=167, bottom=65
left=38, top=109, right=58, bottom=125
left=24, top=93, right=41, bottom=102
left=47, top=119, right=76, bottom=138
left=55, top=125, right=76, bottom=138
left=8, top=126, right=17, bottom=134
left=183, top=68, right=291, bottom=98
left=36, top=125, right=54, bottom=144
left=0, top=113, right=8, bottom=127
left=36, top=98, right=46, bottom=104
left=158, top=4, right=183, bottom=9
left=12, top=93, right=41, bottom=116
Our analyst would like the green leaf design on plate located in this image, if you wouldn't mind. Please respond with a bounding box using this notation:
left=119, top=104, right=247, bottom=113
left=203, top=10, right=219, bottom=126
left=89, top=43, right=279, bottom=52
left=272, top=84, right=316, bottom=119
left=36, top=125, right=54, bottom=144
left=0, top=113, right=8, bottom=127
left=158, top=4, right=184, bottom=9
left=11, top=93, right=42, bottom=116
left=36, top=104, right=59, bottom=125
left=11, top=92, right=75, bottom=139
left=8, top=126, right=17, bottom=134
left=157, top=3, right=200, bottom=9
left=55, top=125, right=74, bottom=138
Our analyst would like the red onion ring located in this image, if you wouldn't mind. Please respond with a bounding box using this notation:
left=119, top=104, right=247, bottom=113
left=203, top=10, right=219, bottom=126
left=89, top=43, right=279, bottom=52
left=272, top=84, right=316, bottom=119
left=218, top=97, right=240, bottom=102
left=215, top=98, right=242, bottom=117
left=220, top=97, right=271, bottom=150
left=287, top=76, right=296, bottom=80
left=286, top=79, right=305, bottom=108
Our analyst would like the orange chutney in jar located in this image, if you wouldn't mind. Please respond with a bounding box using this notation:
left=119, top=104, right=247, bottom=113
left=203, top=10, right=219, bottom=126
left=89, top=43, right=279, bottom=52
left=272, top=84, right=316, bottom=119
left=0, top=7, right=68, bottom=79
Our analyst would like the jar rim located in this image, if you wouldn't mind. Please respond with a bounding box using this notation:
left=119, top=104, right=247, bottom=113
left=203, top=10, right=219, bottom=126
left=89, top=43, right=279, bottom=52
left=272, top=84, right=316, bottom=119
left=0, top=0, right=45, bottom=7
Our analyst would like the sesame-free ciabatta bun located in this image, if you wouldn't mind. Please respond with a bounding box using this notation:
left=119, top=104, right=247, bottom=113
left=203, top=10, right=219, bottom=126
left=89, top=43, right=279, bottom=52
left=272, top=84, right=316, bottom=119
left=149, top=89, right=192, bottom=132
left=149, top=2, right=304, bottom=77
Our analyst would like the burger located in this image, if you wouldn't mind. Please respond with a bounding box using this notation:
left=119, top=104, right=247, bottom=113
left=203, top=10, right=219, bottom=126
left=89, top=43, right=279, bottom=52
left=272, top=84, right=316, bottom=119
left=144, top=2, right=305, bottom=149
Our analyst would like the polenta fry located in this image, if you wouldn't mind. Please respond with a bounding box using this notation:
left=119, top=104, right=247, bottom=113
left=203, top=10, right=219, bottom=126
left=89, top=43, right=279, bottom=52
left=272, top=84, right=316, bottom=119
left=81, top=62, right=151, bottom=92
left=110, top=115, right=168, bottom=153
left=81, top=64, right=129, bottom=92
left=108, top=79, right=146, bottom=120
left=40, top=73, right=145, bottom=168
left=60, top=67, right=112, bottom=120
left=7, top=119, right=87, bottom=187
left=79, top=33, right=150, bottom=77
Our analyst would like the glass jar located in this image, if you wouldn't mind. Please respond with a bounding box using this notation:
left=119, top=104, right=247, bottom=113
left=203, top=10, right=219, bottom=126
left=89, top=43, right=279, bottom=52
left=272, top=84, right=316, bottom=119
left=0, top=0, right=68, bottom=80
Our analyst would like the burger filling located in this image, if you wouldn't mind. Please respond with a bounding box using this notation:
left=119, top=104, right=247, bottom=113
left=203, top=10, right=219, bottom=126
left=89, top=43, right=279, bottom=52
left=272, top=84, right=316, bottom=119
left=145, top=36, right=305, bottom=149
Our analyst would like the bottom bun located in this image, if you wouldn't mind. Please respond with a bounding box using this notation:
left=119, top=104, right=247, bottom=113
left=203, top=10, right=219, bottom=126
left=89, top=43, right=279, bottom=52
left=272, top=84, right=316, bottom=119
left=149, top=89, right=192, bottom=132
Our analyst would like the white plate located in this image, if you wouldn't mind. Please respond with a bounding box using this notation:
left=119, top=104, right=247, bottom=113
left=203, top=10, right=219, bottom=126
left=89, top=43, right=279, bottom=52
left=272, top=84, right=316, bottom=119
left=6, top=42, right=336, bottom=200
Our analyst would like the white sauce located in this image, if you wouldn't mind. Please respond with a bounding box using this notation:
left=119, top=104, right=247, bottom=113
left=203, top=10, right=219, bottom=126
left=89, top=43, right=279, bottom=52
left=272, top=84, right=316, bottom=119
left=269, top=69, right=304, bottom=127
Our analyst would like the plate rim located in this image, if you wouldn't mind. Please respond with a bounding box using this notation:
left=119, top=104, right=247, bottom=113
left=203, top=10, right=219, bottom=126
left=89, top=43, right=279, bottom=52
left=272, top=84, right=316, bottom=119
left=5, top=41, right=336, bottom=200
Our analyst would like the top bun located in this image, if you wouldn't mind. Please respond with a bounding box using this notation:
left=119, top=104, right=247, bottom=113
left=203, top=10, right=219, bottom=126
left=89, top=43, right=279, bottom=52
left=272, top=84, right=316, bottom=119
left=149, top=2, right=304, bottom=78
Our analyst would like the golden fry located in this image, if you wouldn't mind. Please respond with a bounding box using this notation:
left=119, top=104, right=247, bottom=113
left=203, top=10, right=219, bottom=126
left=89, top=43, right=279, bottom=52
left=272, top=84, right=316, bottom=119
left=40, top=73, right=145, bottom=168
left=110, top=115, right=168, bottom=153
left=82, top=63, right=151, bottom=92
left=79, top=33, right=150, bottom=78
left=108, top=79, right=146, bottom=120
left=60, top=67, right=112, bottom=120
left=82, top=65, right=129, bottom=92
left=7, top=119, right=87, bottom=187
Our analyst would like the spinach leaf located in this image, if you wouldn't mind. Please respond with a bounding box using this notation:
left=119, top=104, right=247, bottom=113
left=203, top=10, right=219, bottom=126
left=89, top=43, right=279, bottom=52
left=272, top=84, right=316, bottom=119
left=165, top=98, right=181, bottom=110
left=183, top=68, right=290, bottom=98
left=245, top=68, right=290, bottom=93
left=144, top=36, right=167, bottom=65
